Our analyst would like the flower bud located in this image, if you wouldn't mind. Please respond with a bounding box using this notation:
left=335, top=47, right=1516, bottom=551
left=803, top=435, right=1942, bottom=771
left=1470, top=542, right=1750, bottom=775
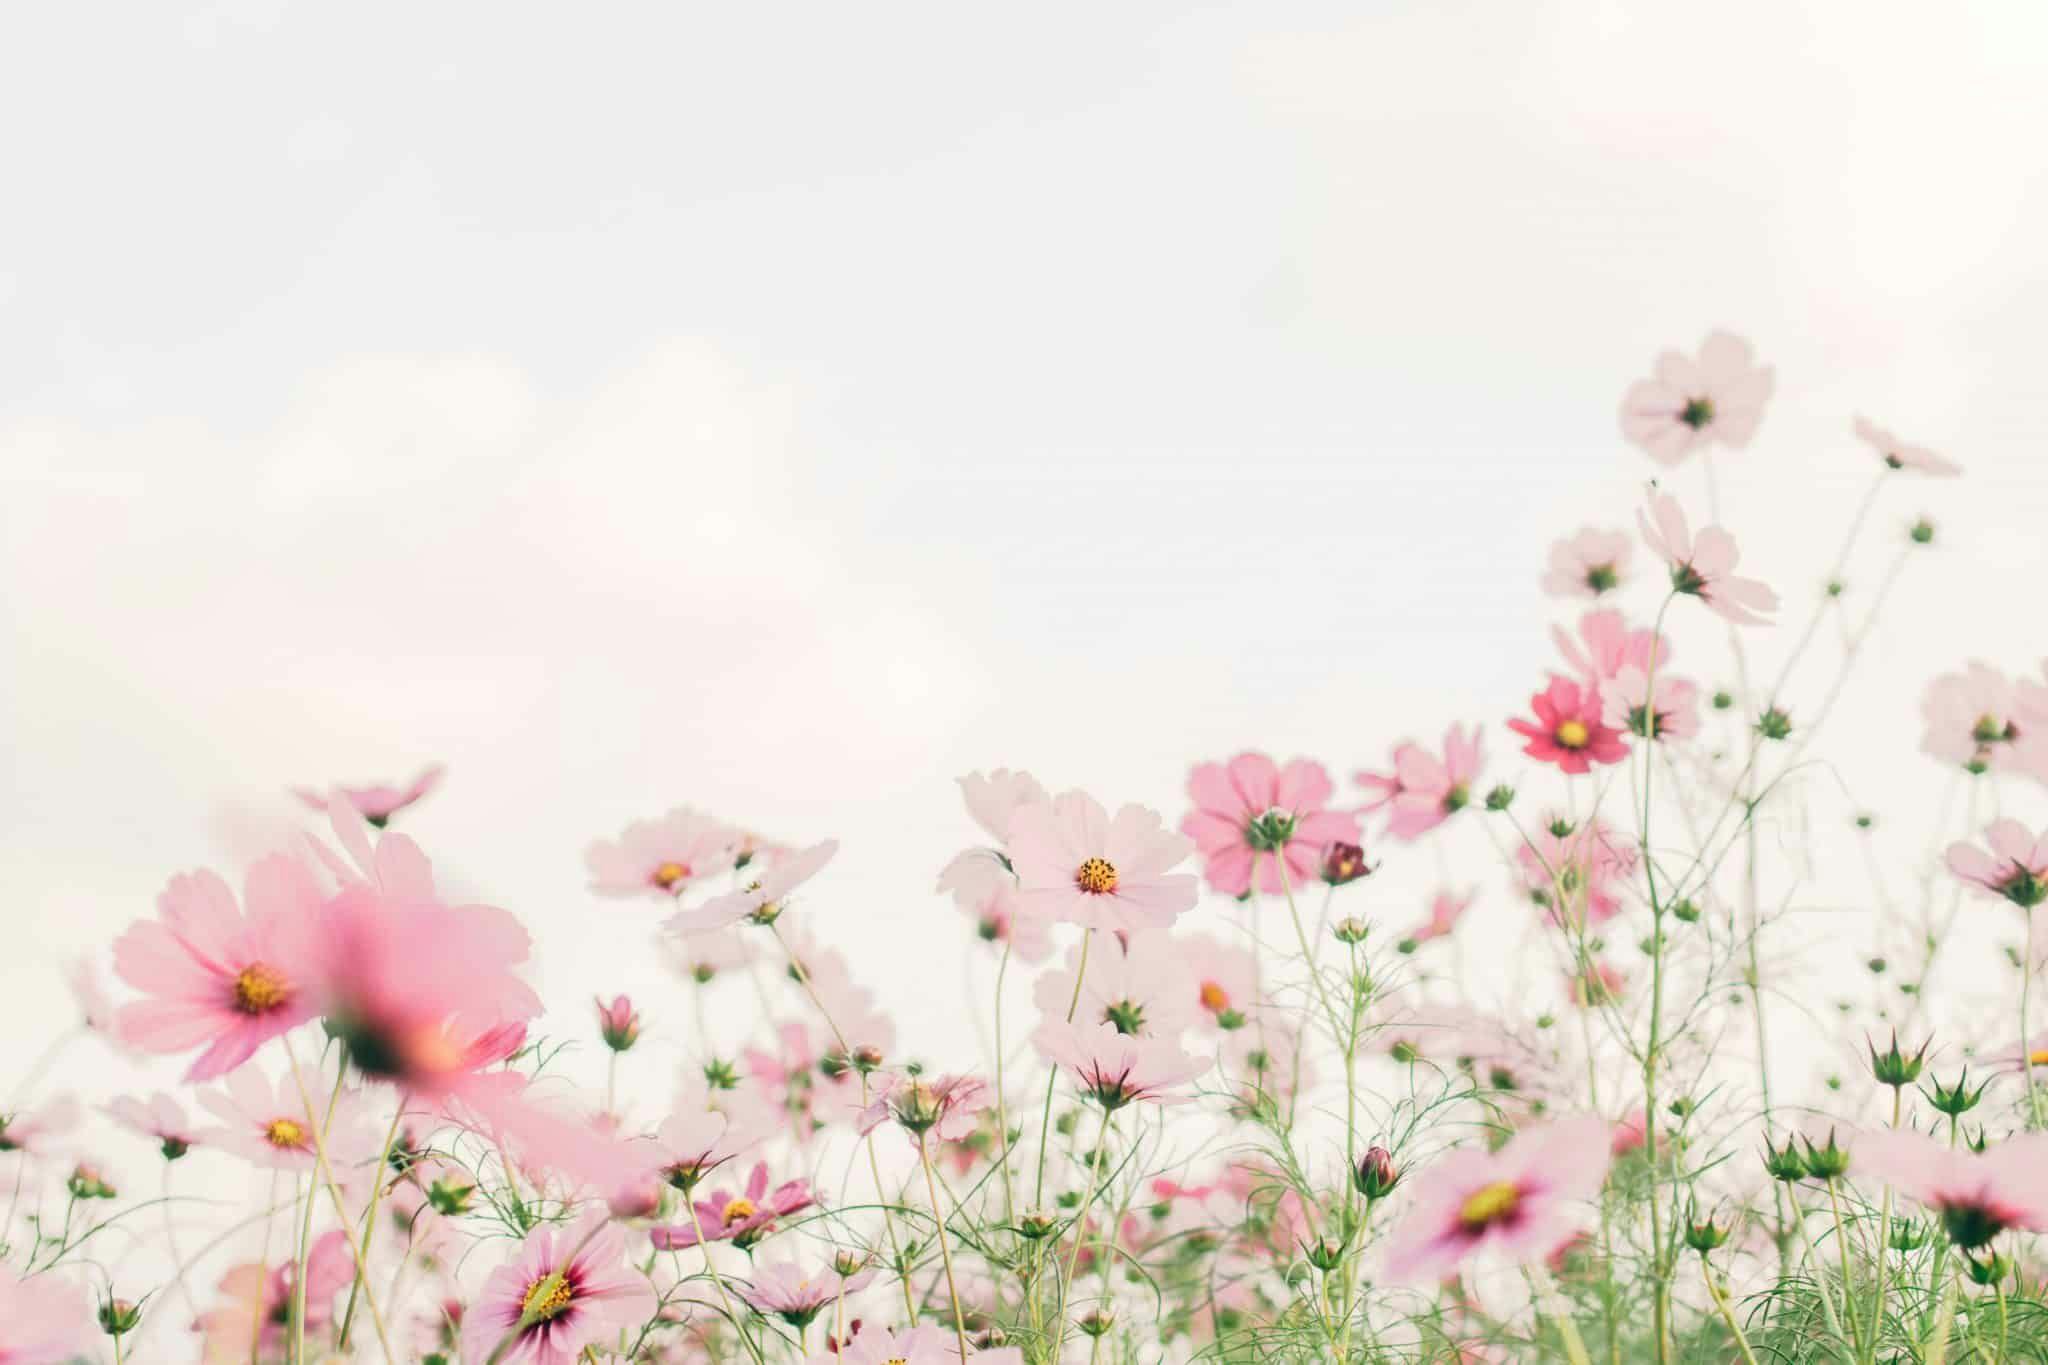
left=68, top=1163, right=117, bottom=1200
left=1016, top=1211, right=1060, bottom=1241
left=1682, top=1209, right=1728, bottom=1254
left=1964, top=1250, right=2013, bottom=1286
left=1306, top=1239, right=1344, bottom=1272
left=1801, top=1129, right=1850, bottom=1181
left=1332, top=917, right=1369, bottom=945
left=595, top=995, right=641, bottom=1052
left=428, top=1174, right=477, bottom=1215
left=1909, top=517, right=1935, bottom=545
left=1761, top=1136, right=1807, bottom=1184
left=99, top=1299, right=142, bottom=1336
left=1078, top=1309, right=1115, bottom=1338
left=853, top=1044, right=886, bottom=1073
left=1354, top=1146, right=1399, bottom=1201
left=160, top=1136, right=191, bottom=1161
left=1923, top=1068, right=1989, bottom=1118
left=1755, top=706, right=1793, bottom=741
left=1867, top=1031, right=1927, bottom=1089
left=1483, top=784, right=1516, bottom=812
left=1888, top=1217, right=1928, bottom=1252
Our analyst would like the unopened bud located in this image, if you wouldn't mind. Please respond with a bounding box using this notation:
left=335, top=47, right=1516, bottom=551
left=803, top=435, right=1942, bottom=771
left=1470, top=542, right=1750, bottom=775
left=1354, top=1145, right=1399, bottom=1201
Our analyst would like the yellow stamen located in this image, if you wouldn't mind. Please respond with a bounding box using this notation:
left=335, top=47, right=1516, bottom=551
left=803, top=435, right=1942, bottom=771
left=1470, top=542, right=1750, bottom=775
left=2029, top=1049, right=2048, bottom=1066
left=232, top=963, right=290, bottom=1014
left=721, top=1197, right=758, bottom=1225
left=1556, top=720, right=1590, bottom=749
left=264, top=1117, right=306, bottom=1149
left=1198, top=981, right=1231, bottom=1013
left=651, top=860, right=690, bottom=890
left=1076, top=857, right=1119, bottom=895
left=520, top=1273, right=574, bottom=1321
left=1459, top=1180, right=1520, bottom=1228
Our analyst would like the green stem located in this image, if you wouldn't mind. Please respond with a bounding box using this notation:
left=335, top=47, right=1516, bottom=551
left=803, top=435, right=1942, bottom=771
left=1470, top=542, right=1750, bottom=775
left=918, top=1133, right=973, bottom=1365
left=1050, top=1106, right=1115, bottom=1364
left=1701, top=1257, right=1763, bottom=1365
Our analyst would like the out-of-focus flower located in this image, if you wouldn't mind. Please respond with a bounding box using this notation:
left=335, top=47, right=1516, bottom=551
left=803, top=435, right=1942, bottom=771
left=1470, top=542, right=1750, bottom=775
left=1034, top=931, right=1198, bottom=1039
left=665, top=841, right=838, bottom=935
left=0, top=1096, right=82, bottom=1156
left=742, top=1260, right=875, bottom=1329
left=955, top=881, right=1055, bottom=964
left=1507, top=677, right=1628, bottom=775
left=103, top=1092, right=201, bottom=1160
left=461, top=1212, right=657, bottom=1364
left=1406, top=888, right=1476, bottom=948
left=1552, top=609, right=1669, bottom=687
left=0, top=1268, right=93, bottom=1364
left=1009, top=792, right=1197, bottom=935
left=1854, top=416, right=1961, bottom=477
left=1568, top=961, right=1627, bottom=1008
left=1855, top=1129, right=2048, bottom=1249
left=197, top=1229, right=354, bottom=1364
left=112, top=855, right=322, bottom=1081
left=856, top=1072, right=991, bottom=1143
left=1541, top=528, right=1632, bottom=598
left=585, top=807, right=741, bottom=900
left=1379, top=1117, right=1612, bottom=1285
left=1033, top=1019, right=1209, bottom=1110
left=292, top=763, right=444, bottom=827
left=1946, top=820, right=2048, bottom=909
left=1358, top=724, right=1485, bottom=842
left=649, top=1161, right=816, bottom=1251
left=1922, top=663, right=2025, bottom=774
left=1638, top=491, right=1778, bottom=626
left=1179, top=933, right=1259, bottom=1031
left=1517, top=820, right=1634, bottom=927
left=196, top=1063, right=373, bottom=1174
left=1603, top=666, right=1701, bottom=742
left=806, top=1325, right=1024, bottom=1364
left=1180, top=753, right=1360, bottom=897
left=1619, top=330, right=1774, bottom=464
left=595, top=995, right=641, bottom=1052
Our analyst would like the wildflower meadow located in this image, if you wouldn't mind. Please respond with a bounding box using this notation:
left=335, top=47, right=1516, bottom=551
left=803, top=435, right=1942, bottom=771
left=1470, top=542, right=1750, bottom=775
left=8, top=330, right=2048, bottom=1364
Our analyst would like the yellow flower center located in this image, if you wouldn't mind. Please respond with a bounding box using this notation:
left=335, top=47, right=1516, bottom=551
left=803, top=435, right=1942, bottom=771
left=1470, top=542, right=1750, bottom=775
left=1076, top=857, right=1119, bottom=895
left=1556, top=720, right=1590, bottom=749
left=233, top=963, right=290, bottom=1014
left=1459, top=1180, right=1520, bottom=1228
left=1198, top=981, right=1231, bottom=1013
left=264, top=1118, right=306, bottom=1149
left=721, top=1197, right=758, bottom=1225
left=2030, top=1050, right=2048, bottom=1066
left=520, top=1273, right=574, bottom=1321
left=651, top=860, right=690, bottom=890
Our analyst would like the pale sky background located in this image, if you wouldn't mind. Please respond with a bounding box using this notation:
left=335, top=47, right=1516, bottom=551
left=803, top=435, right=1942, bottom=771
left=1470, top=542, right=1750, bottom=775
left=6, top=1, right=2048, bottom=1145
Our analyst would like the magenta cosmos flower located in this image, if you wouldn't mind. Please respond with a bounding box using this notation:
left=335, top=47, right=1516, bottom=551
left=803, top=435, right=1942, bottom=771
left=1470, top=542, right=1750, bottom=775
left=1946, top=820, right=2048, bottom=910
left=0, top=1268, right=95, bottom=1364
left=112, top=854, right=322, bottom=1081
left=1922, top=662, right=2025, bottom=773
left=1638, top=491, right=1778, bottom=626
left=806, top=1325, right=1024, bottom=1365
left=1619, top=330, right=1774, bottom=465
left=1855, top=1129, right=2048, bottom=1249
left=1180, top=753, right=1361, bottom=897
left=1507, top=677, right=1627, bottom=775
left=650, top=1160, right=817, bottom=1251
left=1034, top=1018, right=1209, bottom=1110
left=1602, top=666, right=1701, bottom=743
left=1854, top=415, right=1961, bottom=477
left=1358, top=725, right=1484, bottom=841
left=1540, top=527, right=1632, bottom=599
left=665, top=840, right=838, bottom=936
left=1380, top=1116, right=1612, bottom=1285
left=461, top=1212, right=656, bottom=1365
left=293, top=762, right=444, bottom=827
left=1009, top=791, right=1198, bottom=935
left=585, top=806, right=742, bottom=900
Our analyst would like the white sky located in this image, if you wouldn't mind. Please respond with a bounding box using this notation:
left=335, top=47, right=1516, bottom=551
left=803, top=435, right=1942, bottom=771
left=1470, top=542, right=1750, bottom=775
left=6, top=1, right=2048, bottom=1127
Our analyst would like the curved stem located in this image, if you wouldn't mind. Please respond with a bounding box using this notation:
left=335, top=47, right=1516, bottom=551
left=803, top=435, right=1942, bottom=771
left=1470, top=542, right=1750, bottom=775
left=1050, top=1106, right=1115, bottom=1364
left=1701, top=1258, right=1763, bottom=1365
left=918, top=1133, right=972, bottom=1365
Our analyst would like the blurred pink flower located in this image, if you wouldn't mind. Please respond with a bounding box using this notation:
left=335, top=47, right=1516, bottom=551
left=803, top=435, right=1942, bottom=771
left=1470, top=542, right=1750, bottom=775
left=1922, top=662, right=2024, bottom=773
left=649, top=1160, right=816, bottom=1250
left=665, top=840, right=838, bottom=936
left=1517, top=820, right=1634, bottom=927
left=1010, top=791, right=1197, bottom=934
left=1380, top=1116, right=1612, bottom=1285
left=1946, top=820, right=2048, bottom=909
left=0, top=1268, right=93, bottom=1364
left=1507, top=677, right=1628, bottom=774
left=1855, top=1129, right=2048, bottom=1248
left=1407, top=887, right=1477, bottom=946
left=112, top=855, right=322, bottom=1081
left=0, top=1095, right=80, bottom=1158
left=292, top=763, right=444, bottom=826
left=595, top=994, right=641, bottom=1052
left=585, top=806, right=741, bottom=900
left=956, top=881, right=1055, bottom=964
left=198, top=1229, right=354, bottom=1363
left=855, top=1072, right=992, bottom=1145
left=1552, top=609, right=1668, bottom=686
left=1033, top=1019, right=1209, bottom=1110
left=104, top=1091, right=201, bottom=1159
left=808, top=1325, right=1023, bottom=1365
left=1036, top=931, right=1198, bottom=1040
left=196, top=1062, right=373, bottom=1174
left=1638, top=491, right=1778, bottom=626
left=1181, top=753, right=1361, bottom=897
left=742, top=1260, right=875, bottom=1328
left=1603, top=666, right=1701, bottom=742
left=936, top=768, right=1050, bottom=910
left=461, top=1211, right=657, bottom=1364
left=1541, top=527, right=1632, bottom=598
left=1358, top=725, right=1485, bottom=841
left=1854, top=415, right=1961, bottom=477
left=1179, top=932, right=1259, bottom=1030
left=1619, top=330, right=1774, bottom=464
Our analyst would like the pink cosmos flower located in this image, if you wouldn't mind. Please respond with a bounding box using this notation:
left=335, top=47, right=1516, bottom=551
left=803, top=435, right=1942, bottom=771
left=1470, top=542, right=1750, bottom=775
left=856, top=1072, right=992, bottom=1146
left=665, top=840, right=838, bottom=936
left=742, top=1261, right=876, bottom=1328
left=1541, top=528, right=1632, bottom=599
left=1357, top=725, right=1485, bottom=841
left=662, top=931, right=757, bottom=984
left=113, top=854, right=322, bottom=1081
left=1033, top=1019, right=1209, bottom=1110
left=1380, top=1116, right=1612, bottom=1285
left=1619, top=330, right=1774, bottom=464
left=1922, top=663, right=2024, bottom=773
left=1406, top=888, right=1477, bottom=947
left=1223, top=1015, right=1312, bottom=1110
left=595, top=995, right=641, bottom=1051
left=293, top=763, right=444, bottom=826
left=936, top=768, right=1050, bottom=910
left=1009, top=791, right=1198, bottom=935
left=1181, top=753, right=1361, bottom=897
left=1855, top=1129, right=2048, bottom=1248
left=1179, top=932, right=1260, bottom=1030
left=774, top=923, right=897, bottom=1061
left=1854, top=416, right=1961, bottom=477
left=1034, top=931, right=1199, bottom=1039
left=1507, top=677, right=1628, bottom=775
left=104, top=1091, right=201, bottom=1159
left=0, top=1268, right=92, bottom=1365
left=461, top=1212, right=658, bottom=1365
left=956, top=881, right=1055, bottom=964
left=584, top=806, right=741, bottom=900
left=197, top=1229, right=354, bottom=1363
left=650, top=1076, right=766, bottom=1193
left=0, top=1096, right=81, bottom=1157
left=1568, top=960, right=1628, bottom=1007
left=1602, top=666, right=1701, bottom=743
left=649, top=1160, right=817, bottom=1251
left=66, top=957, right=130, bottom=1051
left=807, top=1325, right=1024, bottom=1365
left=1637, top=491, right=1778, bottom=626
left=1517, top=820, right=1635, bottom=927
left=196, top=1062, right=374, bottom=1173
left=1552, top=609, right=1668, bottom=686
left=745, top=1020, right=857, bottom=1144
left=1945, top=820, right=2048, bottom=910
